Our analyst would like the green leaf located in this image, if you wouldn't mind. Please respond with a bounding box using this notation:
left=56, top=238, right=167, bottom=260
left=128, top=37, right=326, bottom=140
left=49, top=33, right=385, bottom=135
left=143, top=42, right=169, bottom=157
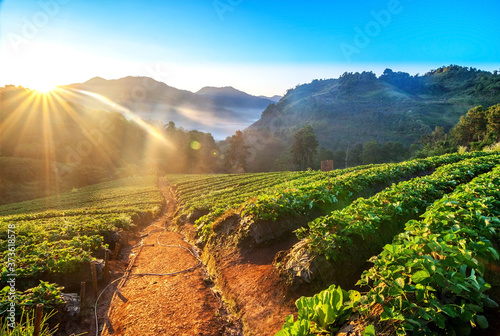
left=363, top=325, right=376, bottom=336
left=412, top=270, right=430, bottom=283
left=441, top=305, right=457, bottom=318
left=476, top=315, right=489, bottom=329
left=484, top=297, right=499, bottom=309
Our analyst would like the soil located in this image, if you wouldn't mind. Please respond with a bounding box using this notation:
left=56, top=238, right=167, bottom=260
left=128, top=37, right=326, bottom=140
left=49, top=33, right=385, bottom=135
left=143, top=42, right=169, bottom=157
left=213, top=237, right=301, bottom=336
left=96, top=186, right=241, bottom=336
left=66, top=181, right=299, bottom=336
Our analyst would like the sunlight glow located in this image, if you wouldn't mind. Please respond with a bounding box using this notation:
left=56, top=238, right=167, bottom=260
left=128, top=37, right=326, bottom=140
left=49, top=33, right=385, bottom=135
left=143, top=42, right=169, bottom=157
left=33, top=83, right=58, bottom=94
left=66, top=88, right=174, bottom=148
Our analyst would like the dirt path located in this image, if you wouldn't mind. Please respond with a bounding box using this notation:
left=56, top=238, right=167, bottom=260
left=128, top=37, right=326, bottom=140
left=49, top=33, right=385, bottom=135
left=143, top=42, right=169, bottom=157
left=101, top=187, right=234, bottom=336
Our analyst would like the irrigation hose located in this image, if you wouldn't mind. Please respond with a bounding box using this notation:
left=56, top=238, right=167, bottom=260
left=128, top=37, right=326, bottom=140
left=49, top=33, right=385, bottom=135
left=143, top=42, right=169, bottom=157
left=93, top=222, right=201, bottom=336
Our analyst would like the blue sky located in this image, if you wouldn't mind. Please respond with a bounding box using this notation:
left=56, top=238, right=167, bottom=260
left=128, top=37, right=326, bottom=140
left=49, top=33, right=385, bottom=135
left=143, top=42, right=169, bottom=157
left=1, top=0, right=499, bottom=95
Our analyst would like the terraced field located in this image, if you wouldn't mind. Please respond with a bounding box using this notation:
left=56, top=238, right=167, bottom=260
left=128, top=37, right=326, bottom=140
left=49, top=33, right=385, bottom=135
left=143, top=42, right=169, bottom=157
left=165, top=151, right=500, bottom=335
left=2, top=151, right=499, bottom=336
left=0, top=176, right=163, bottom=286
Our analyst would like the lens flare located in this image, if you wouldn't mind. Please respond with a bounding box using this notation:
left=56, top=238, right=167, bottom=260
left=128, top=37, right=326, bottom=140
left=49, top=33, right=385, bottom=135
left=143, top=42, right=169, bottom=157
left=190, top=141, right=201, bottom=150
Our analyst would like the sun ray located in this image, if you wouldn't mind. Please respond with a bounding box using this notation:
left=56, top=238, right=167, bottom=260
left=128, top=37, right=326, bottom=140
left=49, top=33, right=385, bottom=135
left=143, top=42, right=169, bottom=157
left=66, top=88, right=174, bottom=149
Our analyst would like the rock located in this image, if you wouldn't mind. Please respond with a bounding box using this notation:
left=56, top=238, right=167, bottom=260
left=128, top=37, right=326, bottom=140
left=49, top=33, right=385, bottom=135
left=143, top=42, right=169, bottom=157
left=187, top=209, right=209, bottom=223
left=284, top=240, right=316, bottom=283
left=61, top=293, right=80, bottom=318
left=195, top=236, right=206, bottom=248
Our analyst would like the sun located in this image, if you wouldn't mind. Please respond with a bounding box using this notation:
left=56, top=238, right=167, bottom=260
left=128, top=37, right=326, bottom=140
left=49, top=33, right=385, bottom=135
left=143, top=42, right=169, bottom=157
left=33, top=83, right=58, bottom=94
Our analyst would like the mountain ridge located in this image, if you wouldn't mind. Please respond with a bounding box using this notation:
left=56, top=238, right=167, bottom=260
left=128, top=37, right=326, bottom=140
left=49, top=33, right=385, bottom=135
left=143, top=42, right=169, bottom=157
left=247, top=65, right=500, bottom=152
left=64, top=76, right=276, bottom=139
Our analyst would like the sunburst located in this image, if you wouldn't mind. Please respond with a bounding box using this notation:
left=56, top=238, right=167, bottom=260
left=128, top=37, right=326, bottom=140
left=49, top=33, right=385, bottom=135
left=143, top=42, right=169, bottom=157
left=33, top=83, right=58, bottom=94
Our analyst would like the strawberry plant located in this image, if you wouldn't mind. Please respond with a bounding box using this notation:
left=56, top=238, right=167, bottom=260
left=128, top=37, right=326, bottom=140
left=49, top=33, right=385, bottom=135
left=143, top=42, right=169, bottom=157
left=277, top=284, right=361, bottom=336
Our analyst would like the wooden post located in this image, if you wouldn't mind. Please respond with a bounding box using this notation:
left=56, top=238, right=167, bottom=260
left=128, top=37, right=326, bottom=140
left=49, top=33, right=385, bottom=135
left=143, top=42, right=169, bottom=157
left=321, top=160, right=334, bottom=190
left=80, top=281, right=86, bottom=318
left=113, top=243, right=121, bottom=260
left=33, top=303, right=44, bottom=336
left=104, top=249, right=110, bottom=283
left=91, top=262, right=98, bottom=297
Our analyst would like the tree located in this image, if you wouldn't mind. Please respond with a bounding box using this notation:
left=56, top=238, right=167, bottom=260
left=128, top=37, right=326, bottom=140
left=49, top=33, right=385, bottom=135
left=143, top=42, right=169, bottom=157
left=347, top=144, right=363, bottom=167
left=451, top=106, right=488, bottom=145
left=487, top=104, right=500, bottom=138
left=360, top=140, right=384, bottom=164
left=291, top=125, right=318, bottom=170
left=225, top=130, right=250, bottom=173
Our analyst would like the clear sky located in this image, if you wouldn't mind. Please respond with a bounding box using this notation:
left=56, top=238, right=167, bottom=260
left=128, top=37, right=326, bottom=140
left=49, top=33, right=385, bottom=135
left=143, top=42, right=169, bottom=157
left=1, top=0, right=499, bottom=96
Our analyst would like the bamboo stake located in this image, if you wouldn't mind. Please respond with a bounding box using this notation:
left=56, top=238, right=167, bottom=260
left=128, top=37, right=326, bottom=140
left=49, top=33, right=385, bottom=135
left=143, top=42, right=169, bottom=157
left=91, top=262, right=98, bottom=297
left=33, top=303, right=44, bottom=336
left=79, top=281, right=86, bottom=318
left=104, top=249, right=110, bottom=283
left=113, top=243, right=121, bottom=260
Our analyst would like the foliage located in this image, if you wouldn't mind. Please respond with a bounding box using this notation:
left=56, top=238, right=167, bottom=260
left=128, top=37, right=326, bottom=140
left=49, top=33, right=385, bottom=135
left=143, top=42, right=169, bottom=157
left=0, top=281, right=65, bottom=318
left=301, top=154, right=500, bottom=261
left=0, top=176, right=163, bottom=281
left=451, top=104, right=500, bottom=147
left=167, top=152, right=493, bottom=243
left=276, top=158, right=500, bottom=336
left=224, top=130, right=251, bottom=173
left=358, top=166, right=500, bottom=334
left=277, top=285, right=361, bottom=336
left=247, top=152, right=490, bottom=222
left=0, top=309, right=58, bottom=336
left=291, top=125, right=319, bottom=170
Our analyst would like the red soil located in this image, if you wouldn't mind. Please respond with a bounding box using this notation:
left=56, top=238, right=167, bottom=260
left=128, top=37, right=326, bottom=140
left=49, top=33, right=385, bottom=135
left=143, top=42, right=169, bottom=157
left=100, top=190, right=227, bottom=336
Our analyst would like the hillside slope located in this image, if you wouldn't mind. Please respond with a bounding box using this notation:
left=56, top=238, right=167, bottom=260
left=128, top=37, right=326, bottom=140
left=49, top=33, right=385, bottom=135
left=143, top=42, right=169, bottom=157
left=249, top=65, right=500, bottom=150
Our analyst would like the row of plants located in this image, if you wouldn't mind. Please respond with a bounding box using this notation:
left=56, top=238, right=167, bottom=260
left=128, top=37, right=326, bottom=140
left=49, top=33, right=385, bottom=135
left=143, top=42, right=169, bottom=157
left=291, top=155, right=500, bottom=291
left=1, top=176, right=161, bottom=216
left=244, top=152, right=493, bottom=222
left=277, top=165, right=500, bottom=335
left=301, top=154, right=500, bottom=260
left=167, top=162, right=379, bottom=219
left=166, top=153, right=494, bottom=242
left=0, top=176, right=163, bottom=282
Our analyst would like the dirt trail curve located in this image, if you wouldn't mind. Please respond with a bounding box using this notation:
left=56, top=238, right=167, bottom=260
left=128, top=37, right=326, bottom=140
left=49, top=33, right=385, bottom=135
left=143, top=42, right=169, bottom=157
left=101, top=184, right=235, bottom=336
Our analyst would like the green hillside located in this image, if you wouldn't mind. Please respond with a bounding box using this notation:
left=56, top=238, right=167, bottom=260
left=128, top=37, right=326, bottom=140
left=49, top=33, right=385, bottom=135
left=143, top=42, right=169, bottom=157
left=249, top=65, right=500, bottom=150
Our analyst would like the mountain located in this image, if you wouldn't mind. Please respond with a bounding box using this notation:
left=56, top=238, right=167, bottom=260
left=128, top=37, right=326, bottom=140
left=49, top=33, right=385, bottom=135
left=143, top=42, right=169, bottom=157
left=196, top=86, right=276, bottom=123
left=248, top=65, right=500, bottom=151
left=196, top=86, right=275, bottom=108
left=64, top=77, right=274, bottom=139
left=259, top=95, right=282, bottom=102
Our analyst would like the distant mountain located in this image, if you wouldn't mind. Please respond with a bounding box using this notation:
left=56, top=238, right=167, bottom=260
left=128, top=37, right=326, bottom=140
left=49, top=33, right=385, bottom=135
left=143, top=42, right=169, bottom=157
left=64, top=77, right=274, bottom=139
left=249, top=65, right=500, bottom=150
left=196, top=86, right=275, bottom=109
left=196, top=86, right=276, bottom=123
left=259, top=95, right=282, bottom=102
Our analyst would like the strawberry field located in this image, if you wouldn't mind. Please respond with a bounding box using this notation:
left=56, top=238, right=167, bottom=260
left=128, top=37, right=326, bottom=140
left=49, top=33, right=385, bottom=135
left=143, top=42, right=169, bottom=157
left=3, top=151, right=500, bottom=335
left=165, top=151, right=500, bottom=335
left=277, top=161, right=500, bottom=335
left=0, top=176, right=163, bottom=283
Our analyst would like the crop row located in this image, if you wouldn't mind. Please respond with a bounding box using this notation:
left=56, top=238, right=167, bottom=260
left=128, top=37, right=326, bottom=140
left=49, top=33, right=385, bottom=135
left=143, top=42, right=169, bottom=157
left=244, top=152, right=493, bottom=222
left=166, top=153, right=493, bottom=241
left=292, top=154, right=500, bottom=289
left=0, top=176, right=163, bottom=281
left=359, top=166, right=500, bottom=334
left=167, top=163, right=379, bottom=217
left=1, top=176, right=160, bottom=216
left=277, top=164, right=500, bottom=335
